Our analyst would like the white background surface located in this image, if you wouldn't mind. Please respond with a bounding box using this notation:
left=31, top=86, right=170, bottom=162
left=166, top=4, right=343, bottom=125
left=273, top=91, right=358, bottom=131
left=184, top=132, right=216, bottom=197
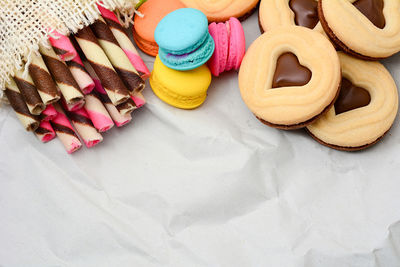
left=1, top=10, right=400, bottom=267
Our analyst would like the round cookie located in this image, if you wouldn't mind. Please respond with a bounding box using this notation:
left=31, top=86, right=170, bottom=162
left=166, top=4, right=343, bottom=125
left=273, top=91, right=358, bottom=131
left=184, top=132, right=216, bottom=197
left=307, top=52, right=398, bottom=151
left=319, top=0, right=400, bottom=60
left=259, top=0, right=325, bottom=34
left=133, top=0, right=185, bottom=56
left=179, top=0, right=260, bottom=22
left=239, top=26, right=341, bottom=130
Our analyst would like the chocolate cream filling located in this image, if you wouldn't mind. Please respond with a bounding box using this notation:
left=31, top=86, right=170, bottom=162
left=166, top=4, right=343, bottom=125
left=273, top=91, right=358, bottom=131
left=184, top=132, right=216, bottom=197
left=334, top=78, right=371, bottom=115
left=289, top=0, right=319, bottom=29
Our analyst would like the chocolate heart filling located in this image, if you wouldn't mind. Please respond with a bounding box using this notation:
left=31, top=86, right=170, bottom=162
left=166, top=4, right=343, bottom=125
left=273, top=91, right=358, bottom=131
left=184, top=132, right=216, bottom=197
left=289, top=0, right=319, bottom=29
left=334, top=78, right=371, bottom=115
left=353, top=0, right=385, bottom=29
left=272, top=53, right=312, bottom=88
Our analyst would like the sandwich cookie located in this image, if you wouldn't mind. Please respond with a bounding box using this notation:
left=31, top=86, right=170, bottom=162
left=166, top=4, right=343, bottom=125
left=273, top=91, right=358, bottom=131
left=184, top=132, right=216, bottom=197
left=133, top=0, right=185, bottom=56
left=155, top=8, right=215, bottom=71
left=307, top=52, right=398, bottom=151
left=319, top=0, right=400, bottom=59
left=259, top=0, right=325, bottom=34
left=150, top=56, right=212, bottom=109
left=239, top=26, right=341, bottom=129
left=180, top=0, right=260, bottom=22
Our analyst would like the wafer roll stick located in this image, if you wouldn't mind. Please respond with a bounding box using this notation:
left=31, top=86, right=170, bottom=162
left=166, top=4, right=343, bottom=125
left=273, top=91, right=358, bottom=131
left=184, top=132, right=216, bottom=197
left=131, top=92, right=146, bottom=108
left=98, top=5, right=150, bottom=79
left=29, top=53, right=60, bottom=105
left=74, top=27, right=130, bottom=106
left=39, top=45, right=84, bottom=105
left=64, top=97, right=85, bottom=112
left=34, top=121, right=56, bottom=143
left=40, top=104, right=57, bottom=121
left=84, top=93, right=114, bottom=132
left=66, top=54, right=95, bottom=94
left=116, top=98, right=136, bottom=115
left=90, top=17, right=145, bottom=95
left=64, top=107, right=103, bottom=148
left=4, top=78, right=40, bottom=131
left=48, top=30, right=77, bottom=61
left=84, top=61, right=132, bottom=127
left=13, top=69, right=46, bottom=115
left=51, top=104, right=82, bottom=154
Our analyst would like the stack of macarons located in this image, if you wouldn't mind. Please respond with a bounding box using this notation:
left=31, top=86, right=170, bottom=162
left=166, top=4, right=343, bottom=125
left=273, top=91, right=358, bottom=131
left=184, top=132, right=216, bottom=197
left=150, top=8, right=214, bottom=109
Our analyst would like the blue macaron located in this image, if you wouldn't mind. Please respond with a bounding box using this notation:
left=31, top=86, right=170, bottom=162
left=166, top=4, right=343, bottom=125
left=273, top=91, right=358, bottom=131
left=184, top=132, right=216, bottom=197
left=154, top=8, right=215, bottom=71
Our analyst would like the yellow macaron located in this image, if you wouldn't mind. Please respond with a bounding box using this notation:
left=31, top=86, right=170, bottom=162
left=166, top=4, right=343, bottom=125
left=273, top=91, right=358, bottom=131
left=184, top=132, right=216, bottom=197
left=150, top=56, right=212, bottom=109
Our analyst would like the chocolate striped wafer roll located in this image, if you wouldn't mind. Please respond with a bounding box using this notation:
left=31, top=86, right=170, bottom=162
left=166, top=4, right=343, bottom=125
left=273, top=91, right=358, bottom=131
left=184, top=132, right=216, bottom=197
left=97, top=5, right=150, bottom=80
left=66, top=54, right=95, bottom=94
left=39, top=45, right=84, bottom=107
left=116, top=98, right=136, bottom=115
left=13, top=69, right=46, bottom=115
left=51, top=103, right=82, bottom=154
left=64, top=107, right=103, bottom=148
left=74, top=27, right=130, bottom=106
left=84, top=60, right=132, bottom=127
left=29, top=53, right=60, bottom=105
left=4, top=78, right=40, bottom=131
left=40, top=104, right=57, bottom=121
left=48, top=30, right=77, bottom=61
left=90, top=17, right=145, bottom=95
left=34, top=121, right=56, bottom=143
left=84, top=93, right=114, bottom=132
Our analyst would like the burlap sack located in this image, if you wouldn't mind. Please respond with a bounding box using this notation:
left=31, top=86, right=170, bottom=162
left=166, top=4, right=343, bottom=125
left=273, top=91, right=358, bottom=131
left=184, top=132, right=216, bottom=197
left=0, top=0, right=139, bottom=101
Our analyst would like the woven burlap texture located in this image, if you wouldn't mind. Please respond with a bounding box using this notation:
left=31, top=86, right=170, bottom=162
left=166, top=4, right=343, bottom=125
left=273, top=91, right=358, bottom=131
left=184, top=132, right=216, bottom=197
left=0, top=0, right=138, bottom=100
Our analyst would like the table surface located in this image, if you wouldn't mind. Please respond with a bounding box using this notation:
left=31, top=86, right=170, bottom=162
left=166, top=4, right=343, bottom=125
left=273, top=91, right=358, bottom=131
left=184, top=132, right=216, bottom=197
left=1, top=11, right=400, bottom=267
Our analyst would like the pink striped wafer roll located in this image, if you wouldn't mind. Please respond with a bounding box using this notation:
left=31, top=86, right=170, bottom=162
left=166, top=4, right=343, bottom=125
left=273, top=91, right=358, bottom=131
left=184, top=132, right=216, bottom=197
left=67, top=54, right=95, bottom=94
left=98, top=5, right=150, bottom=80
left=48, top=30, right=77, bottom=61
left=65, top=98, right=85, bottom=112
left=131, top=92, right=146, bottom=108
left=34, top=121, right=56, bottom=143
left=90, top=17, right=145, bottom=96
left=64, top=107, right=103, bottom=148
left=51, top=104, right=82, bottom=154
left=41, top=104, right=57, bottom=121
left=84, top=93, right=114, bottom=132
left=84, top=61, right=132, bottom=127
left=39, top=45, right=84, bottom=106
left=74, top=27, right=130, bottom=106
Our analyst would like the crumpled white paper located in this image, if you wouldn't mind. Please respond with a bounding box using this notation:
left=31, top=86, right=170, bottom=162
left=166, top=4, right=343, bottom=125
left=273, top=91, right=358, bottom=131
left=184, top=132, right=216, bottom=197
left=1, top=12, right=400, bottom=267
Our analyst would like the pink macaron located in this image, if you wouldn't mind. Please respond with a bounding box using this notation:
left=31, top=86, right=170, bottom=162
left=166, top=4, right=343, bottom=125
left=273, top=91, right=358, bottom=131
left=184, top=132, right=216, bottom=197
left=208, top=17, right=245, bottom=76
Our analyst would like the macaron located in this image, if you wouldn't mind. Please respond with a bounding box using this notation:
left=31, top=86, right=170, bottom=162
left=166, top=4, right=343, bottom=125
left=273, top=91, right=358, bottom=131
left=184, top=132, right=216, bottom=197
left=150, top=56, right=212, bottom=109
left=179, top=0, right=260, bottom=22
left=208, top=17, right=246, bottom=76
left=133, top=0, right=185, bottom=56
left=155, top=8, right=215, bottom=71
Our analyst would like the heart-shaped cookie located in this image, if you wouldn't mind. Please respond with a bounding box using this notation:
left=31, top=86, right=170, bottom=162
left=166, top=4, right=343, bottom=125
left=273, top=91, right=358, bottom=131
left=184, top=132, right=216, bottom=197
left=319, top=0, right=400, bottom=59
left=272, top=52, right=312, bottom=88
left=289, top=0, right=319, bottom=29
left=307, top=52, right=398, bottom=151
left=239, top=26, right=341, bottom=129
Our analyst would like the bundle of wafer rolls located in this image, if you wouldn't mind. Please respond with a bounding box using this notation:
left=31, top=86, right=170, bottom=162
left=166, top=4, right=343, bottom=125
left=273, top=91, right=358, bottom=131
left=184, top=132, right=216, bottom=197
left=3, top=8, right=149, bottom=154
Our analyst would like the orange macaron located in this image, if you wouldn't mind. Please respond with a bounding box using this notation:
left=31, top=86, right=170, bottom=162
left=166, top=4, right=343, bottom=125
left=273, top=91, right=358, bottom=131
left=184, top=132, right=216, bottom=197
left=133, top=0, right=185, bottom=56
